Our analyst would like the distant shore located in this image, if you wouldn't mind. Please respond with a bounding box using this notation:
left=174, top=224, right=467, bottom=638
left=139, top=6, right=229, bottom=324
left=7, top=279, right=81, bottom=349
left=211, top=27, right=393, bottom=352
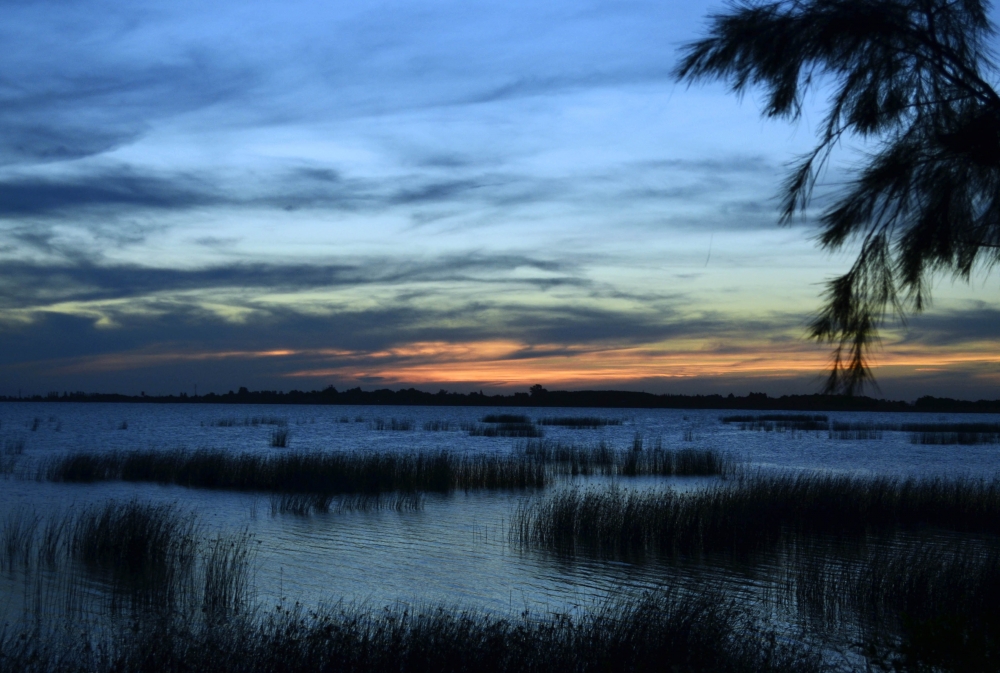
left=3, top=386, right=1000, bottom=413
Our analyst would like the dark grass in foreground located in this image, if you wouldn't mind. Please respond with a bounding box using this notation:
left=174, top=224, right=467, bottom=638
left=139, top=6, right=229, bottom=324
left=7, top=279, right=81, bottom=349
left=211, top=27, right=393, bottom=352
left=786, top=539, right=1000, bottom=672
left=513, top=474, right=1000, bottom=558
left=45, top=450, right=548, bottom=494
left=0, top=590, right=822, bottom=673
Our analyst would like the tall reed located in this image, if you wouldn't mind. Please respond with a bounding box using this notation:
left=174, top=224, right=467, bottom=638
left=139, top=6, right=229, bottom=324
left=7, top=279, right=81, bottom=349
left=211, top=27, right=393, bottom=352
left=71, top=500, right=198, bottom=579
left=512, top=474, right=1000, bottom=558
left=202, top=530, right=256, bottom=619
left=784, top=538, right=1000, bottom=672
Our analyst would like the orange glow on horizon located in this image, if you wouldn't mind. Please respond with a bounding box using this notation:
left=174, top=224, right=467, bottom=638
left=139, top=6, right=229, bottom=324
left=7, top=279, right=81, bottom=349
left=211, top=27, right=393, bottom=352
left=34, top=338, right=1000, bottom=386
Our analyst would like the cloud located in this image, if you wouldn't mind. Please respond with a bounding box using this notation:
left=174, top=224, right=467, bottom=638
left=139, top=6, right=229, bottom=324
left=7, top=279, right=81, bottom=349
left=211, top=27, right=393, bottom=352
left=892, top=303, right=1000, bottom=347
left=0, top=172, right=217, bottom=218
left=0, top=45, right=258, bottom=167
left=0, top=253, right=581, bottom=309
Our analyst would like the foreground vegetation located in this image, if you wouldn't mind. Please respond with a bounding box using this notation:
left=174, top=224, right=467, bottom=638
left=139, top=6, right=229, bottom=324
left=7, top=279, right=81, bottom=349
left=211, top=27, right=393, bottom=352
left=512, top=473, right=1000, bottom=557
left=0, top=589, right=822, bottom=673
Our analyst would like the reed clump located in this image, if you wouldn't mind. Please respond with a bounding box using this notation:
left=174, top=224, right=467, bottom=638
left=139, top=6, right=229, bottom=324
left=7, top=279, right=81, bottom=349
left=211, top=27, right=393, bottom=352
left=827, top=421, right=1000, bottom=444
left=269, top=492, right=424, bottom=516
left=202, top=530, right=257, bottom=619
left=422, top=420, right=454, bottom=431
left=828, top=422, right=884, bottom=440
left=1, top=507, right=40, bottom=570
left=71, top=500, right=199, bottom=591
left=481, top=414, right=530, bottom=424
left=512, top=474, right=1000, bottom=558
left=1, top=501, right=256, bottom=620
left=786, top=538, right=1000, bottom=671
left=517, top=440, right=732, bottom=477
left=467, top=422, right=542, bottom=438
left=3, top=437, right=25, bottom=455
left=721, top=414, right=828, bottom=432
left=369, top=418, right=415, bottom=431
left=269, top=428, right=289, bottom=448
left=45, top=449, right=548, bottom=494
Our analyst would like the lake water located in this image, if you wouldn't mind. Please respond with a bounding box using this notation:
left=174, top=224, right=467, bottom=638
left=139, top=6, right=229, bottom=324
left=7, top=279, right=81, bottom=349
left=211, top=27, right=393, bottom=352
left=2, top=401, right=999, bottom=629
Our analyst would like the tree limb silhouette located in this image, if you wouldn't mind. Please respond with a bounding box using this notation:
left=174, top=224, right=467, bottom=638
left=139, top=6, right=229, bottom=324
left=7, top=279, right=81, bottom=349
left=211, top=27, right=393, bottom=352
left=676, top=0, right=1000, bottom=394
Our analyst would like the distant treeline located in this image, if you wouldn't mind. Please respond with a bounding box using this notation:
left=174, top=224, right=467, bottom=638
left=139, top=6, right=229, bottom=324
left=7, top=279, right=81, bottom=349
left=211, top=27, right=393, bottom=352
left=3, top=385, right=1000, bottom=413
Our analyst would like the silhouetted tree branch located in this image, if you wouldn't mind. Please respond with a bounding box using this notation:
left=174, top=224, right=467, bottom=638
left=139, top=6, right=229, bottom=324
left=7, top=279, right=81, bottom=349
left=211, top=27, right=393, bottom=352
left=676, top=0, right=1000, bottom=394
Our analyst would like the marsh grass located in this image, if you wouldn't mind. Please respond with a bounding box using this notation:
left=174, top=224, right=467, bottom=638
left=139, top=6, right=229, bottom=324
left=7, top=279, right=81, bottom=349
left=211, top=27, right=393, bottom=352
left=369, top=418, right=415, bottom=431
left=517, top=439, right=732, bottom=477
left=38, top=517, right=65, bottom=570
left=207, top=417, right=289, bottom=428
left=202, top=530, right=256, bottom=619
left=269, top=428, right=289, bottom=448
left=70, top=500, right=199, bottom=611
left=269, top=492, right=425, bottom=516
left=512, top=474, right=1000, bottom=559
left=536, top=416, right=622, bottom=428
left=828, top=423, right=884, bottom=440
left=2, top=507, right=40, bottom=570
left=0, top=448, right=22, bottom=476
left=782, top=537, right=1000, bottom=671
left=467, top=422, right=543, bottom=438
left=828, top=421, right=1000, bottom=444
left=0, top=502, right=255, bottom=622
left=46, top=449, right=548, bottom=494
left=721, top=414, right=829, bottom=432
left=3, top=437, right=25, bottom=455
left=0, top=589, right=822, bottom=673
left=422, top=420, right=454, bottom=431
left=481, top=414, right=530, bottom=424
left=910, top=430, right=1000, bottom=445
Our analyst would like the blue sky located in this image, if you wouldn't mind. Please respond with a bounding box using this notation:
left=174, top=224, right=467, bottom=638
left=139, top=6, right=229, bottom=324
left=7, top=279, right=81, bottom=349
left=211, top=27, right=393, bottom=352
left=2, top=0, right=999, bottom=399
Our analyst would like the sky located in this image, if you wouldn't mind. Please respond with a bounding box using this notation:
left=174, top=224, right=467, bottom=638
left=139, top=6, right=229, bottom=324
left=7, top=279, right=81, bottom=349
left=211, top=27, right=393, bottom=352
left=1, top=0, right=999, bottom=400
